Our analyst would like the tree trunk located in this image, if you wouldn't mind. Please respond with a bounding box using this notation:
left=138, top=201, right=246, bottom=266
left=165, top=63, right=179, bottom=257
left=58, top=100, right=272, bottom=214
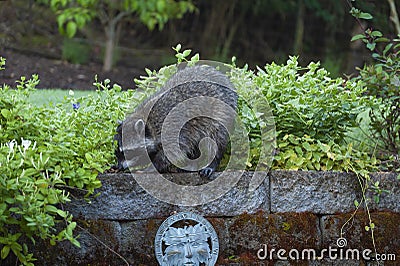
left=101, top=11, right=129, bottom=72
left=103, top=23, right=115, bottom=72
left=387, top=0, right=400, bottom=35
left=293, top=0, right=305, bottom=55
left=200, top=1, right=233, bottom=58
left=220, top=0, right=240, bottom=60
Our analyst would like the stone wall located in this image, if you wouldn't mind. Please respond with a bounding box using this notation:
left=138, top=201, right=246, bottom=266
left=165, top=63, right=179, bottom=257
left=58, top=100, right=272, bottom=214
left=4, top=171, right=399, bottom=265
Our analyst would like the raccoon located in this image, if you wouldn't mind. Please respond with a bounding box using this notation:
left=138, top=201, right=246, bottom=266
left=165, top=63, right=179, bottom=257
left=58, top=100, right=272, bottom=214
left=115, top=65, right=238, bottom=178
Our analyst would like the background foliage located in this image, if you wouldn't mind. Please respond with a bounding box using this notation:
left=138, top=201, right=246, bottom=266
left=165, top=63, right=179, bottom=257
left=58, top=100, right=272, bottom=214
left=1, top=0, right=397, bottom=75
left=349, top=0, right=400, bottom=171
left=37, top=0, right=195, bottom=71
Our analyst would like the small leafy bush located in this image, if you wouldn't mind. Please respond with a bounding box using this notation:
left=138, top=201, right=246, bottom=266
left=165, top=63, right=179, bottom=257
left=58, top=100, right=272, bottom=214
left=359, top=57, right=400, bottom=156
left=226, top=55, right=375, bottom=172
left=0, top=139, right=75, bottom=264
left=255, top=57, right=369, bottom=144
left=0, top=61, right=135, bottom=264
left=350, top=4, right=400, bottom=171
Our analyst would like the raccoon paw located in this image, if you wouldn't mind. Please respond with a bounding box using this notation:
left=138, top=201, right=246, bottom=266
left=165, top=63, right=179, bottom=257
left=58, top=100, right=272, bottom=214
left=199, top=167, right=214, bottom=179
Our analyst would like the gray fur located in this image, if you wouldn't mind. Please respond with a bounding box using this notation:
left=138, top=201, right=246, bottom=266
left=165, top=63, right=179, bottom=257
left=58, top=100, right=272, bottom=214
left=115, top=65, right=238, bottom=178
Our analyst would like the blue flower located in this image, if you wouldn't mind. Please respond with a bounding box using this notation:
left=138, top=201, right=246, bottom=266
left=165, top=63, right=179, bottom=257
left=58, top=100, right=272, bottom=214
left=72, top=102, right=80, bottom=110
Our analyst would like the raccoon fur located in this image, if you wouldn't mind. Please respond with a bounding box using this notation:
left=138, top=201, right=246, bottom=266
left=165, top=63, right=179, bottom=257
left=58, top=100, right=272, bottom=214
left=114, top=65, right=238, bottom=178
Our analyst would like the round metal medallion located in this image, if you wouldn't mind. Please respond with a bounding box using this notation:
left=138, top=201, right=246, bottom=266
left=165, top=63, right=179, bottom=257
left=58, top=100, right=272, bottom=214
left=155, top=212, right=219, bottom=266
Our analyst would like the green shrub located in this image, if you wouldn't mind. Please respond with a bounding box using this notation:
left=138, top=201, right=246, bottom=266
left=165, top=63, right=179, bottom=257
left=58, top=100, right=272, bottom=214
left=358, top=57, right=400, bottom=159
left=349, top=5, right=400, bottom=171
left=255, top=57, right=369, bottom=144
left=0, top=62, right=134, bottom=264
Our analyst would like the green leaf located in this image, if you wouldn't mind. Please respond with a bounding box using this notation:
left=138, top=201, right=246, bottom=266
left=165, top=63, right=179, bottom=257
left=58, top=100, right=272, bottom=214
left=56, top=209, right=68, bottom=218
left=370, top=223, right=375, bottom=229
left=351, top=34, right=365, bottom=42
left=156, top=0, right=166, bottom=12
left=375, top=37, right=390, bottom=43
left=70, top=238, right=81, bottom=248
left=282, top=222, right=291, bottom=231
left=85, top=153, right=93, bottom=161
left=10, top=242, right=22, bottom=254
left=57, top=13, right=67, bottom=27
left=75, top=15, right=86, bottom=28
left=5, top=198, right=15, bottom=204
left=359, top=12, right=373, bottom=20
left=1, top=245, right=10, bottom=259
left=327, top=151, right=335, bottom=160
left=326, top=159, right=334, bottom=170
left=67, top=222, right=77, bottom=235
left=383, top=43, right=393, bottom=56
left=294, top=146, right=303, bottom=155
left=47, top=194, right=58, bottom=204
left=313, top=152, right=321, bottom=162
left=374, top=195, right=380, bottom=204
left=66, top=21, right=77, bottom=38
left=366, top=42, right=376, bottom=51
left=174, top=43, right=182, bottom=52
left=182, top=49, right=192, bottom=57
left=372, top=53, right=380, bottom=59
left=1, top=109, right=11, bottom=119
left=190, top=53, right=199, bottom=62
left=318, top=143, right=330, bottom=153
left=0, top=203, right=6, bottom=215
left=15, top=195, right=25, bottom=202
left=370, top=31, right=383, bottom=37
left=292, top=156, right=304, bottom=167
left=45, top=205, right=59, bottom=214
left=22, top=168, right=38, bottom=177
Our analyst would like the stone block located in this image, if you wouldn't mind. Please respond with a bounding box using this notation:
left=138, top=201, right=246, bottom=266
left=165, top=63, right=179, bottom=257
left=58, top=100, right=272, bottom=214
left=225, top=212, right=321, bottom=260
left=28, top=220, right=123, bottom=266
left=367, top=172, right=400, bottom=212
left=320, top=211, right=400, bottom=264
left=270, top=171, right=361, bottom=214
left=67, top=171, right=270, bottom=220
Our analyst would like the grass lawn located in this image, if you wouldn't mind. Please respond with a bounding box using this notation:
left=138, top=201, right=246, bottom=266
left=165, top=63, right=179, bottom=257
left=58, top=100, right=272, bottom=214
left=28, top=89, right=94, bottom=106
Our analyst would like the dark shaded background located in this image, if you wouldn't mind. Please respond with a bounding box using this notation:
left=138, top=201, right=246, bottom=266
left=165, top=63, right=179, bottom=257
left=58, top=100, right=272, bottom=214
left=0, top=0, right=397, bottom=89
